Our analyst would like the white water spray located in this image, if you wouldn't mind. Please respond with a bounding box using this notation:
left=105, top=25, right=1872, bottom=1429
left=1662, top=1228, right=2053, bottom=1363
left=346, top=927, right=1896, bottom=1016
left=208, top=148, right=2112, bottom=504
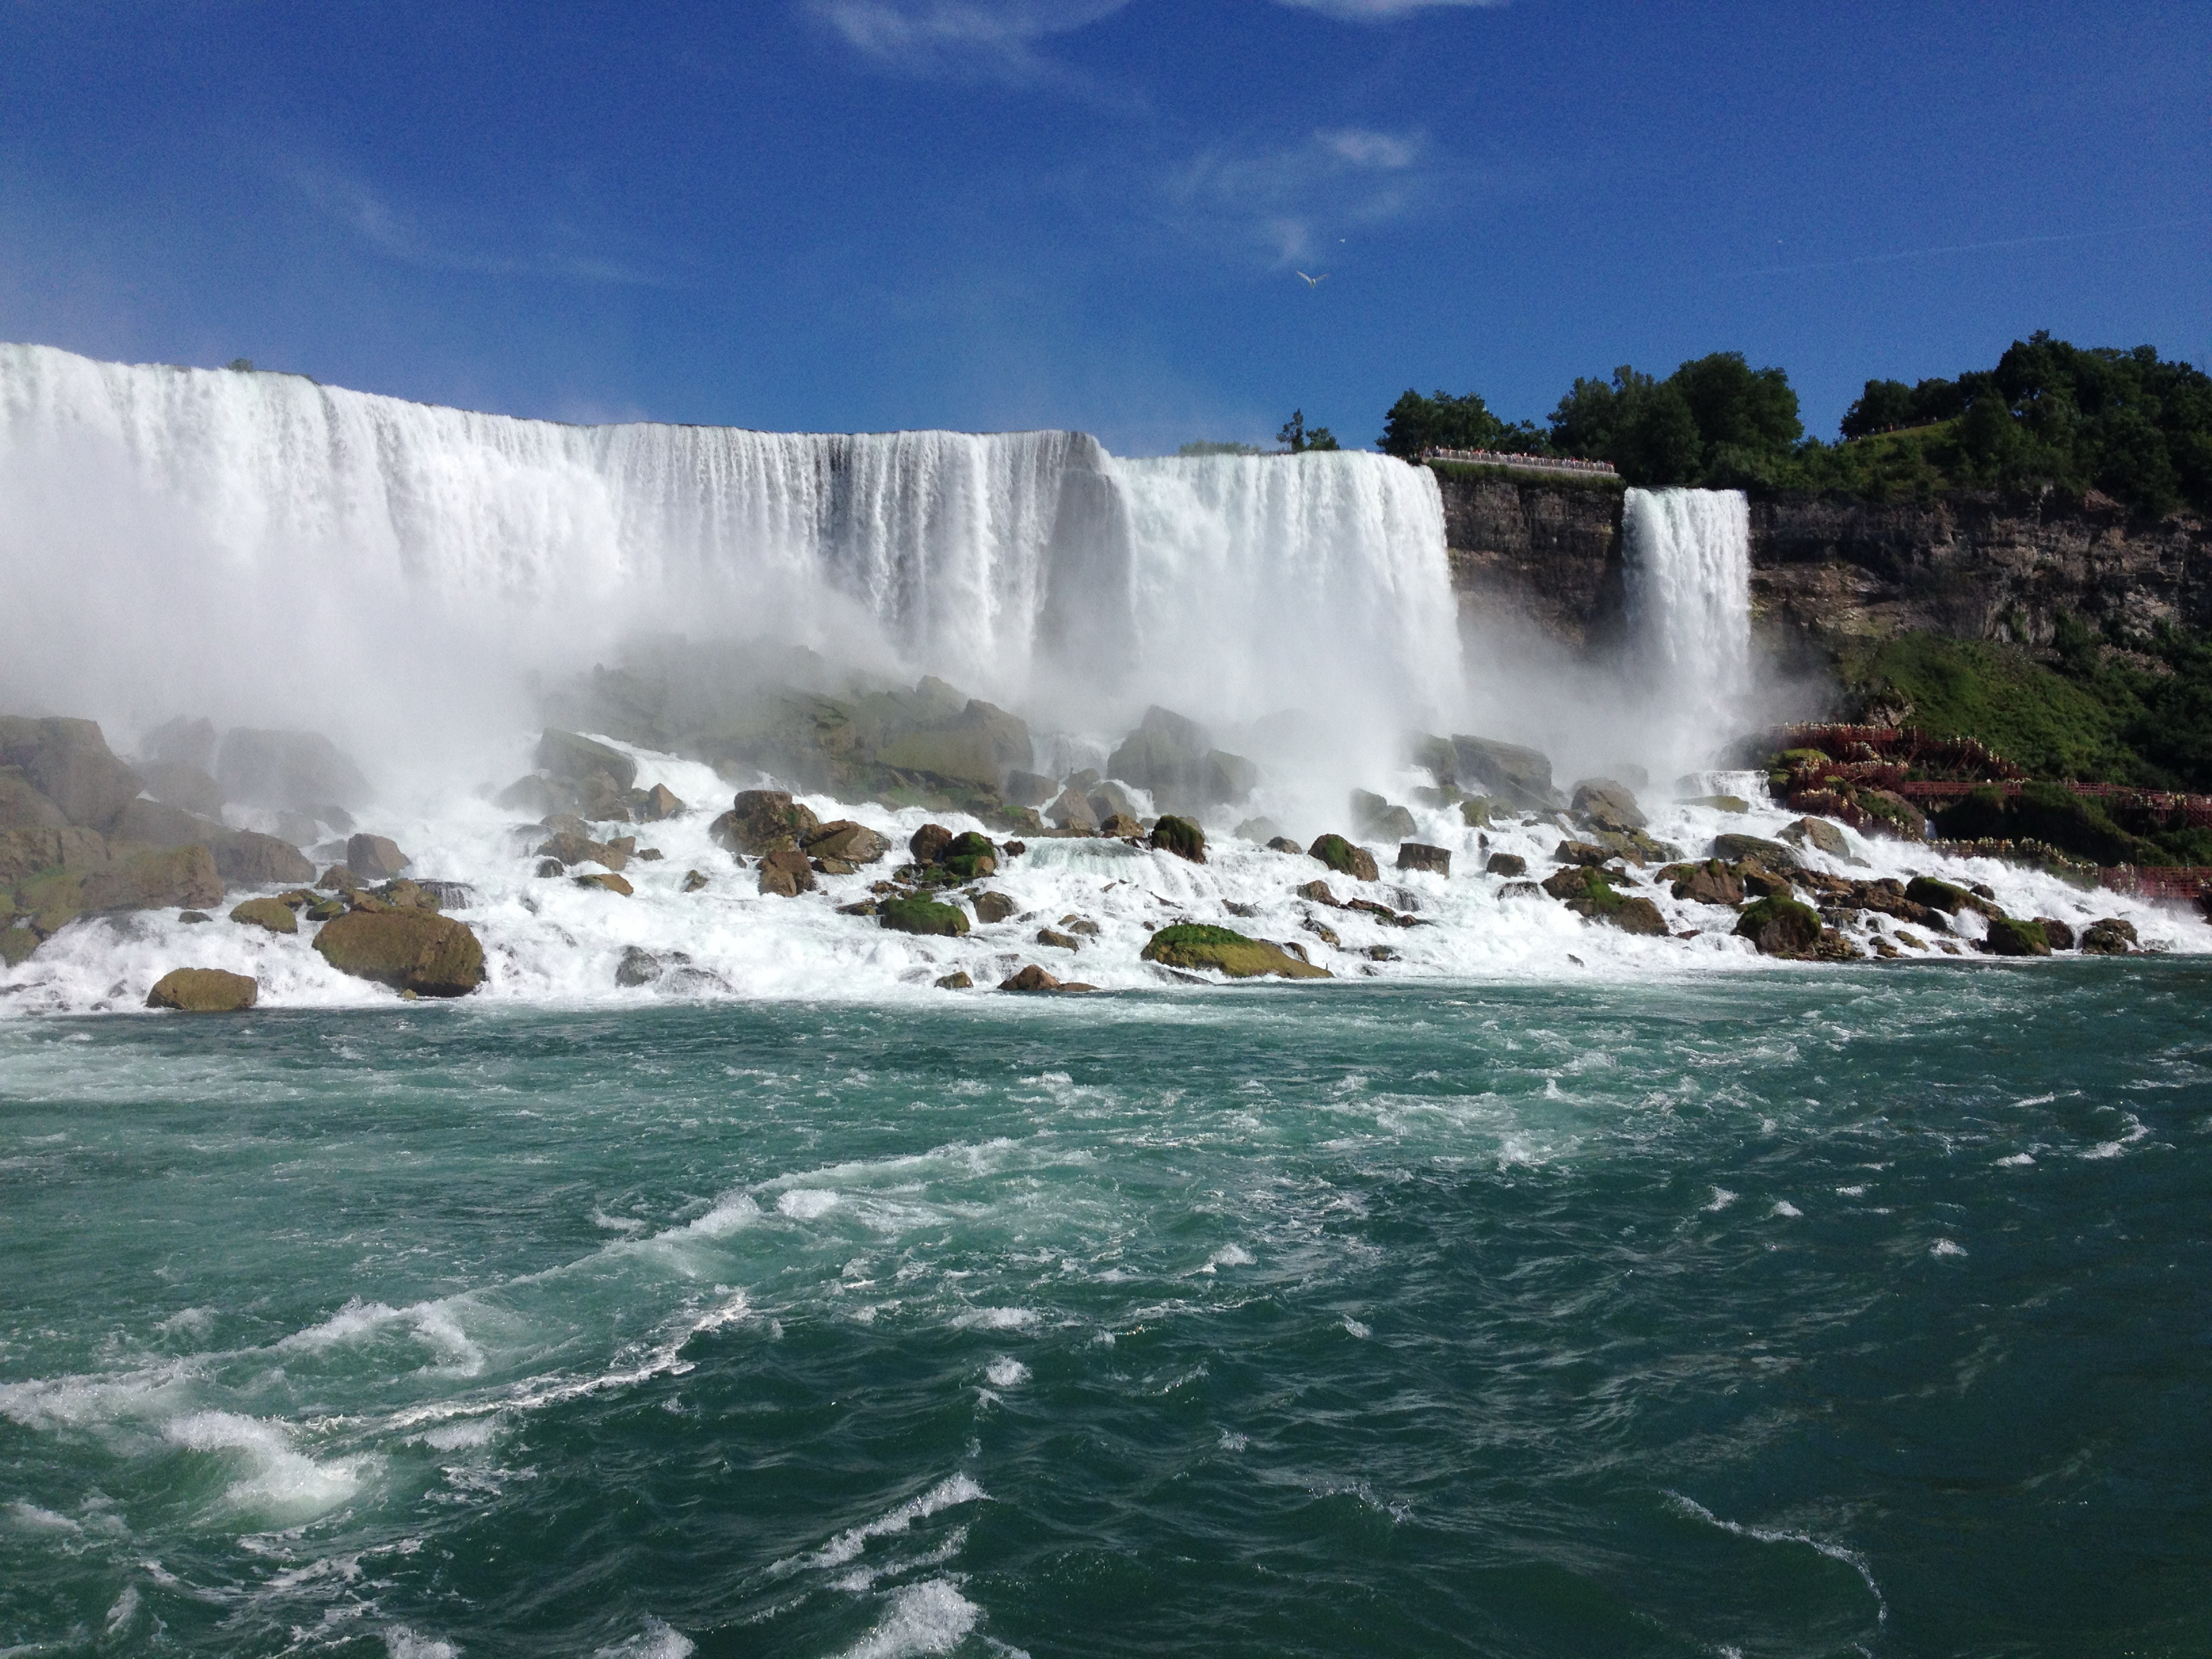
left=1621, top=487, right=1752, bottom=775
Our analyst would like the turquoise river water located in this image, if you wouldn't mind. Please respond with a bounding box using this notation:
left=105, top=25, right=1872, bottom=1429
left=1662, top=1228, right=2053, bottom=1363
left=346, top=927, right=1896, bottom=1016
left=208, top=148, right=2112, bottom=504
left=3, top=964, right=2208, bottom=1658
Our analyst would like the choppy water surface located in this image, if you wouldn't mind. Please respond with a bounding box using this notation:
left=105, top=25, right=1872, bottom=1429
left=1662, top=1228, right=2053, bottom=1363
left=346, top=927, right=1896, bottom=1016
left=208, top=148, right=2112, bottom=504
left=3, top=965, right=2208, bottom=1657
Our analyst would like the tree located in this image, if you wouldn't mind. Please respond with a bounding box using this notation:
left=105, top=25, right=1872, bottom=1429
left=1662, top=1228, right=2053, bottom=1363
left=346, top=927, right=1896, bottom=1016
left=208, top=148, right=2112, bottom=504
left=1177, top=440, right=1265, bottom=457
left=1278, top=410, right=1340, bottom=453
left=1841, top=379, right=1914, bottom=438
left=1670, top=352, right=1801, bottom=464
left=1376, top=388, right=1542, bottom=459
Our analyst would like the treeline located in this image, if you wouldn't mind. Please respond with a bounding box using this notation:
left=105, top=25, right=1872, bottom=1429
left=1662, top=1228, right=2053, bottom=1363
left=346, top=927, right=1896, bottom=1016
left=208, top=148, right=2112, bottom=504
left=1381, top=332, right=2212, bottom=514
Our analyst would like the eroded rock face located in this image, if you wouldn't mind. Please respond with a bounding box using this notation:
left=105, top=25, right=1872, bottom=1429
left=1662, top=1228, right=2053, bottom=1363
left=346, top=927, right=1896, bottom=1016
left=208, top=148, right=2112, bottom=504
left=347, top=834, right=411, bottom=879
left=135, top=760, right=225, bottom=819
left=312, top=909, right=485, bottom=996
left=81, top=844, right=224, bottom=914
left=218, top=830, right=316, bottom=886
left=1571, top=778, right=1646, bottom=833
left=0, top=775, right=66, bottom=830
left=1107, top=707, right=1258, bottom=811
left=0, top=717, right=142, bottom=832
left=146, top=967, right=258, bottom=1011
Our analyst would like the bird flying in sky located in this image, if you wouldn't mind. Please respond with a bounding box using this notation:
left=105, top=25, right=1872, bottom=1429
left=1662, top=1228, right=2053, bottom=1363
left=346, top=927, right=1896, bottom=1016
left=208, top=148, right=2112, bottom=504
left=1296, top=271, right=1328, bottom=287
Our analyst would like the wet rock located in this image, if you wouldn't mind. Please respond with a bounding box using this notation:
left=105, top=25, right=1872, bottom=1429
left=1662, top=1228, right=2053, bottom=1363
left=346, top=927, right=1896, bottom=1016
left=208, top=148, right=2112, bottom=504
left=757, top=847, right=816, bottom=897
left=1712, top=833, right=1799, bottom=872
left=81, top=844, right=224, bottom=914
left=637, top=783, right=687, bottom=822
left=1737, top=862, right=1795, bottom=901
left=216, top=728, right=369, bottom=813
left=217, top=829, right=316, bottom=887
left=536, top=729, right=638, bottom=792
left=716, top=790, right=821, bottom=857
left=1780, top=817, right=1851, bottom=859
left=1036, top=927, right=1080, bottom=951
left=1734, top=896, right=1822, bottom=958
left=496, top=774, right=578, bottom=819
left=1044, top=788, right=1099, bottom=832
left=1098, top=813, right=1143, bottom=839
left=1814, top=927, right=1864, bottom=961
left=1394, top=842, right=1450, bottom=876
left=909, top=823, right=955, bottom=865
left=1302, top=916, right=1341, bottom=947
left=142, top=716, right=218, bottom=772
left=1351, top=790, right=1417, bottom=842
left=146, top=967, right=258, bottom=1012
left=1904, top=876, right=2006, bottom=920
left=682, top=869, right=710, bottom=893
left=1223, top=901, right=1259, bottom=918
left=972, top=891, right=1019, bottom=924
left=2080, top=918, right=2137, bottom=955
left=316, top=864, right=363, bottom=892
left=1087, top=781, right=1141, bottom=823
left=941, top=831, right=999, bottom=880
left=575, top=872, right=636, bottom=897
left=1447, top=735, right=1562, bottom=812
left=804, top=821, right=891, bottom=865
left=1107, top=707, right=1258, bottom=810
left=1261, top=836, right=1298, bottom=855
left=346, top=834, right=410, bottom=879
left=134, top=760, right=225, bottom=820
left=1234, top=817, right=1282, bottom=844
left=1004, top=770, right=1057, bottom=808
left=1846, top=878, right=1938, bottom=928
left=616, top=945, right=684, bottom=987
left=1139, top=922, right=1329, bottom=979
left=305, top=897, right=346, bottom=921
left=0, top=716, right=142, bottom=832
left=999, top=963, right=1062, bottom=992
left=1664, top=859, right=1744, bottom=905
left=313, top=909, right=485, bottom=996
left=2037, top=918, right=2076, bottom=951
left=1553, top=840, right=1614, bottom=869
left=0, top=775, right=67, bottom=830
left=874, top=692, right=1031, bottom=791
left=1459, top=798, right=1497, bottom=829
left=1500, top=880, right=1541, bottom=899
left=178, top=909, right=212, bottom=924
left=1308, top=834, right=1378, bottom=884
left=1570, top=777, right=1646, bottom=834
left=1149, top=815, right=1206, bottom=864
left=1296, top=879, right=1340, bottom=907
left=935, top=971, right=974, bottom=990
left=228, top=897, right=297, bottom=935
left=1980, top=916, right=2053, bottom=957
left=880, top=893, right=970, bottom=937
left=1483, top=852, right=1527, bottom=878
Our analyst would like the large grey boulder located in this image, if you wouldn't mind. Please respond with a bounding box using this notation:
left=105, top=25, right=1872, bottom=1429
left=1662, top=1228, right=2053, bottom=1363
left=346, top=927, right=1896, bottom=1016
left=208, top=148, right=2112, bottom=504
left=217, top=729, right=371, bottom=812
left=1351, top=790, right=1417, bottom=841
left=1448, top=735, right=1563, bottom=812
left=0, top=775, right=66, bottom=830
left=1570, top=777, right=1647, bottom=833
left=535, top=729, right=638, bottom=792
left=135, top=760, right=226, bottom=819
left=0, top=717, right=142, bottom=831
left=142, top=716, right=219, bottom=771
left=1106, top=706, right=1258, bottom=810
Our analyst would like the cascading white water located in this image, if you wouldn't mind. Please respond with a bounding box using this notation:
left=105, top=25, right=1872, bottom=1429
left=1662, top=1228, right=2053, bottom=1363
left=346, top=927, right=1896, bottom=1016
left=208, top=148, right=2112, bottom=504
left=0, top=343, right=1458, bottom=746
left=1621, top=487, right=1752, bottom=772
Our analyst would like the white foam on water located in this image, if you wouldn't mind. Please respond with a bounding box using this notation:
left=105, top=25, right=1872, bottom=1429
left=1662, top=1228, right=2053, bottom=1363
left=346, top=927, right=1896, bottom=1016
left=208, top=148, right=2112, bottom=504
left=1770, top=1200, right=1802, bottom=1218
left=1665, top=1492, right=1888, bottom=1626
left=769, top=1475, right=988, bottom=1579
left=1995, top=1153, right=2035, bottom=1167
left=1705, top=1187, right=1739, bottom=1212
left=5, top=1502, right=82, bottom=1534
left=983, top=1357, right=1029, bottom=1389
left=385, top=1629, right=460, bottom=1659
left=1929, top=1239, right=1967, bottom=1258
left=593, top=1616, right=695, bottom=1659
left=161, top=1410, right=365, bottom=1517
left=834, top=1578, right=982, bottom=1659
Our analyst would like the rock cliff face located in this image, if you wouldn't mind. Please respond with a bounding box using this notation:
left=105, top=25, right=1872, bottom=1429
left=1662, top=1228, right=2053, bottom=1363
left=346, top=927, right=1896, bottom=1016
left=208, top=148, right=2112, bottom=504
left=1432, top=464, right=2212, bottom=664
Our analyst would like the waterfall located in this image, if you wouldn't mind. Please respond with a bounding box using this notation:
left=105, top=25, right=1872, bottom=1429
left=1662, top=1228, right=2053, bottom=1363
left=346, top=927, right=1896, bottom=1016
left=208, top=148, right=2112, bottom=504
left=1621, top=487, right=1752, bottom=769
left=0, top=343, right=1456, bottom=741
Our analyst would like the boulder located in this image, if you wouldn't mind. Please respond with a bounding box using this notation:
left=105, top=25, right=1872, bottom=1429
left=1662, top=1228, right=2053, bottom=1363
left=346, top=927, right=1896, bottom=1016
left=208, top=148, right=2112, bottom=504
left=880, top=893, right=969, bottom=936
left=216, top=728, right=370, bottom=812
left=1483, top=852, right=1527, bottom=878
left=2079, top=917, right=2137, bottom=955
left=1234, top=816, right=1282, bottom=844
left=1459, top=798, right=1497, bottom=829
left=2, top=925, right=41, bottom=966
left=1086, top=780, right=1141, bottom=823
left=1540, top=866, right=1662, bottom=933
left=1308, top=834, right=1378, bottom=884
left=909, top=823, right=954, bottom=865
left=1149, top=815, right=1206, bottom=864
left=617, top=945, right=694, bottom=987
left=757, top=847, right=816, bottom=897
left=1447, top=735, right=1561, bottom=811
left=1904, top=876, right=1996, bottom=918
left=1605, top=896, right=1669, bottom=935
left=1044, top=788, right=1100, bottom=832
left=1683, top=794, right=1750, bottom=813
left=1351, top=790, right=1417, bottom=841
left=312, top=909, right=485, bottom=996
left=1734, top=896, right=1823, bottom=958
left=142, top=716, right=219, bottom=771
left=802, top=820, right=890, bottom=865
left=939, top=831, right=999, bottom=880
left=1095, top=813, right=1140, bottom=838
left=1814, top=928, right=1864, bottom=961
left=0, top=717, right=141, bottom=831
left=1036, top=927, right=1080, bottom=951
left=536, top=729, right=638, bottom=792
left=81, top=844, right=224, bottom=914
left=146, top=967, right=258, bottom=1012
left=714, top=790, right=821, bottom=857
left=1397, top=842, right=1450, bottom=876
left=872, top=690, right=1031, bottom=791
left=1553, top=840, right=1614, bottom=868
left=575, top=872, right=636, bottom=897
left=347, top=834, right=410, bottom=879
left=1107, top=708, right=1258, bottom=810
left=229, top=897, right=298, bottom=935
left=1779, top=816, right=1851, bottom=859
left=496, top=774, right=578, bottom=818
left=111, top=796, right=220, bottom=850
left=1570, top=777, right=1646, bottom=833
left=0, top=774, right=67, bottom=830
left=637, top=783, right=686, bottom=822
left=999, top=963, right=1063, bottom=992
left=1712, top=833, right=1798, bottom=872
left=2037, top=918, right=2076, bottom=951
left=135, top=760, right=225, bottom=819
left=1296, top=879, right=1340, bottom=906
left=1004, top=770, right=1057, bottom=808
left=1667, top=859, right=1744, bottom=905
left=218, top=830, right=316, bottom=887
left=1981, top=916, right=2053, bottom=957
left=935, top=971, right=975, bottom=989
left=1139, top=923, right=1329, bottom=979
left=682, top=868, right=711, bottom=893
left=972, top=890, right=1019, bottom=924
left=1266, top=836, right=1303, bottom=855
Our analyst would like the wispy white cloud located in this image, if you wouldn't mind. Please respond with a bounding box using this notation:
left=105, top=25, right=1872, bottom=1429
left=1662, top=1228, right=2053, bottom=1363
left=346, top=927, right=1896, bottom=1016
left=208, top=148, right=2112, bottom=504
left=809, top=0, right=1502, bottom=78
left=1164, top=126, right=1433, bottom=266
left=293, top=169, right=676, bottom=288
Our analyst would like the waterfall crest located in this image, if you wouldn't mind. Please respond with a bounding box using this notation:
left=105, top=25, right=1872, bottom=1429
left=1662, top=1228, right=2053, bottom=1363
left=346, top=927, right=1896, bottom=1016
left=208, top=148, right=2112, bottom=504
left=1622, top=487, right=1752, bottom=771
left=0, top=344, right=1454, bottom=737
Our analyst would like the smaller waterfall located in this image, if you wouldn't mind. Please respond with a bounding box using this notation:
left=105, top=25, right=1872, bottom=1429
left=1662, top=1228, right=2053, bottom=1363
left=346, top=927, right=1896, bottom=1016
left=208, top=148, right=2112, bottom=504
left=1622, top=487, right=1753, bottom=771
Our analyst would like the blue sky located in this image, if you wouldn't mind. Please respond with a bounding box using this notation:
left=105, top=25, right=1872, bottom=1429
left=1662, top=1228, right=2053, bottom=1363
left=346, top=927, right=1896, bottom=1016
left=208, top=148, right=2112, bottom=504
left=2, top=1, right=2205, bottom=453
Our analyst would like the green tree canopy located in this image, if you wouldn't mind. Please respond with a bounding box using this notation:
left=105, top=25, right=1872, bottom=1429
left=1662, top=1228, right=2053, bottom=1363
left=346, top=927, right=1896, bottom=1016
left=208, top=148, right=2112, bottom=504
left=1277, top=409, right=1340, bottom=453
left=1376, top=389, right=1546, bottom=460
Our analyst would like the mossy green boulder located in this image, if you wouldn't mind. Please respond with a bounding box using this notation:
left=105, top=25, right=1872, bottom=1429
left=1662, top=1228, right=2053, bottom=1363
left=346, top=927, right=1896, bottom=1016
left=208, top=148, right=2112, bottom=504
left=939, top=831, right=998, bottom=882
left=879, top=893, right=971, bottom=937
left=146, top=967, right=259, bottom=1011
left=1734, top=895, right=1823, bottom=958
left=1981, top=916, right=2053, bottom=957
left=1149, top=815, right=1206, bottom=864
left=312, top=908, right=485, bottom=996
left=1140, top=922, right=1329, bottom=979
left=229, top=897, right=298, bottom=935
left=1, top=924, right=39, bottom=966
left=1308, top=834, right=1379, bottom=883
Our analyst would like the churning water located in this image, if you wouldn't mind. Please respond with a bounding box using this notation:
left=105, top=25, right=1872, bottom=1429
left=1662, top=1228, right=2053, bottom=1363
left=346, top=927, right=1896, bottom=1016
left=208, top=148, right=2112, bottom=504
left=4, top=970, right=2209, bottom=1656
